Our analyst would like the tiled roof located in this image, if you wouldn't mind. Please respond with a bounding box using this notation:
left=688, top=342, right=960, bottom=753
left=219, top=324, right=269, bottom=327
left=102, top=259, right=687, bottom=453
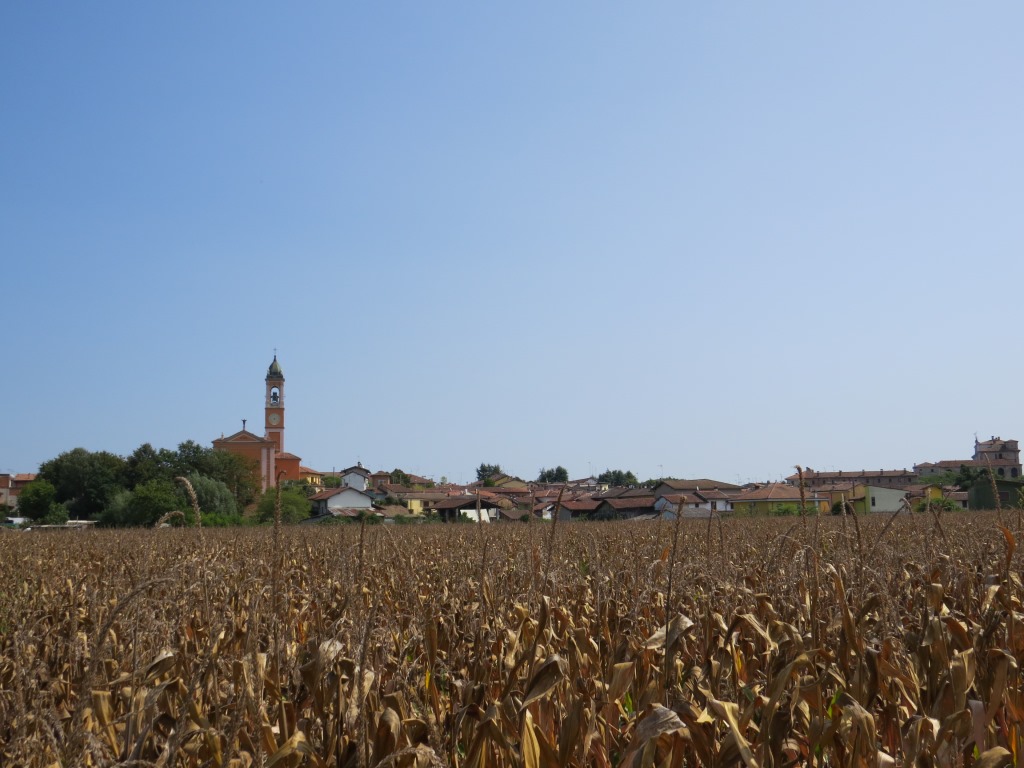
left=13, top=474, right=37, bottom=482
left=310, top=489, right=342, bottom=501
left=213, top=430, right=272, bottom=445
left=660, top=493, right=704, bottom=505
left=657, top=478, right=742, bottom=491
left=732, top=484, right=821, bottom=502
left=785, top=468, right=914, bottom=482
left=808, top=480, right=857, bottom=491
left=477, top=486, right=529, bottom=496
left=596, top=487, right=651, bottom=499
left=694, top=488, right=738, bottom=500
left=299, top=466, right=321, bottom=475
left=434, top=496, right=498, bottom=511
left=918, top=458, right=1019, bottom=471
left=976, top=437, right=1017, bottom=450
left=276, top=452, right=302, bottom=460
left=600, top=496, right=658, bottom=510
left=380, top=483, right=413, bottom=494
left=375, top=505, right=410, bottom=519
left=340, top=465, right=370, bottom=476
left=558, top=499, right=600, bottom=512
left=310, top=487, right=372, bottom=502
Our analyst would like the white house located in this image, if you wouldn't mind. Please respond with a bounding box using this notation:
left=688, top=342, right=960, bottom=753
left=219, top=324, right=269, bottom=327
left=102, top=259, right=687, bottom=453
left=338, top=464, right=371, bottom=492
left=310, top=486, right=375, bottom=516
left=654, top=493, right=713, bottom=519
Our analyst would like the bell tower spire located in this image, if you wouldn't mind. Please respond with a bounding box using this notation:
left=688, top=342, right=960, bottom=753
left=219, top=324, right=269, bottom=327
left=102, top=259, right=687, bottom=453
left=265, top=354, right=285, bottom=452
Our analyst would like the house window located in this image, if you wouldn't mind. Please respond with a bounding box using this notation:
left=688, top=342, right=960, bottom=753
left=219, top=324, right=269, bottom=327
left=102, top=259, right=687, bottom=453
left=871, top=496, right=876, bottom=507
left=998, top=468, right=1005, bottom=477
left=1013, top=468, right=1019, bottom=478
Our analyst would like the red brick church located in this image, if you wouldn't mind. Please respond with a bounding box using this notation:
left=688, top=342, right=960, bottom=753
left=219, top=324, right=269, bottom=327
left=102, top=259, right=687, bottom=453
left=212, top=356, right=303, bottom=491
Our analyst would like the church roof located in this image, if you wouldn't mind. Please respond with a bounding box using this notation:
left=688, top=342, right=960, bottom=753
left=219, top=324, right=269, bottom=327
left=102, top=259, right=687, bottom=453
left=213, top=429, right=273, bottom=445
left=267, top=355, right=284, bottom=380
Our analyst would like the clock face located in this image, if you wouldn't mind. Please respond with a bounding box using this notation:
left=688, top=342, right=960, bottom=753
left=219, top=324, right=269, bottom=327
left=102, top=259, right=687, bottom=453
left=268, top=413, right=281, bottom=426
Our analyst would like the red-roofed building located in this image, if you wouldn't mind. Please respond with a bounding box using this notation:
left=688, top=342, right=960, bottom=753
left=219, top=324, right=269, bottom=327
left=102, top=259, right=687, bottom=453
left=213, top=356, right=303, bottom=492
left=785, top=468, right=916, bottom=490
left=2, top=473, right=37, bottom=510
left=592, top=496, right=658, bottom=520
left=914, top=436, right=1022, bottom=481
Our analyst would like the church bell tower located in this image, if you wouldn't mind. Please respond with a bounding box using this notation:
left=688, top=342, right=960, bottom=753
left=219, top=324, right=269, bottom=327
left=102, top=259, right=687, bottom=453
left=265, top=355, right=285, bottom=452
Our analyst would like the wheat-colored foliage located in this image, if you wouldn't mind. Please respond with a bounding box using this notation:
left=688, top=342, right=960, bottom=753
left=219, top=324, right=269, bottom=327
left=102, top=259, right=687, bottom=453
left=0, top=512, right=1021, bottom=766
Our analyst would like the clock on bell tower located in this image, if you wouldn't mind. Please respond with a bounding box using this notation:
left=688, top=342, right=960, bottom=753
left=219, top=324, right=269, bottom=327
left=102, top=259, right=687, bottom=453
left=265, top=354, right=285, bottom=452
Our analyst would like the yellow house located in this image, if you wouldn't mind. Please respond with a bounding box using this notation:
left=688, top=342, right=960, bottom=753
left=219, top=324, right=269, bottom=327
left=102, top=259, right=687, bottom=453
left=299, top=466, right=324, bottom=490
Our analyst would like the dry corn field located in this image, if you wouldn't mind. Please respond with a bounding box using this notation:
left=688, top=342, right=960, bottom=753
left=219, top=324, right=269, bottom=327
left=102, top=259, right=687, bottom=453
left=1, top=512, right=1022, bottom=767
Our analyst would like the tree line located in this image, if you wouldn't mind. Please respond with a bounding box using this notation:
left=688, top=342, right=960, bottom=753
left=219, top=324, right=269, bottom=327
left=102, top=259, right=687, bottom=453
left=17, top=442, right=261, bottom=527
left=477, top=463, right=642, bottom=487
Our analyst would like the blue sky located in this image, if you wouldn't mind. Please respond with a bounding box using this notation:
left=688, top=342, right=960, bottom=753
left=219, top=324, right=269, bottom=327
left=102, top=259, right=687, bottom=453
left=3, top=3, right=1023, bottom=484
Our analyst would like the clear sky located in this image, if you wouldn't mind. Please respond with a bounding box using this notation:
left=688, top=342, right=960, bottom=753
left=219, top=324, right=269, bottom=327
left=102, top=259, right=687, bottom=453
left=3, top=3, right=1023, bottom=485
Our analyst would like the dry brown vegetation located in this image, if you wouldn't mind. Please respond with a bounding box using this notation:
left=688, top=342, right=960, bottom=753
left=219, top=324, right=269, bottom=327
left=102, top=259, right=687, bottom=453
left=0, top=512, right=1022, bottom=767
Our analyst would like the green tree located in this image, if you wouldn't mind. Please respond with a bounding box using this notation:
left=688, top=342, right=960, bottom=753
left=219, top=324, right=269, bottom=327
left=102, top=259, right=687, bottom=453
left=323, top=475, right=342, bottom=488
left=127, top=479, right=180, bottom=526
left=476, top=463, right=503, bottom=482
left=17, top=479, right=58, bottom=521
left=40, top=503, right=69, bottom=526
left=256, top=487, right=312, bottom=524
left=914, top=497, right=959, bottom=514
left=597, top=469, right=639, bottom=487
left=202, top=449, right=260, bottom=508
left=100, top=479, right=179, bottom=527
left=537, top=466, right=569, bottom=483
left=771, top=503, right=802, bottom=517
left=955, top=465, right=988, bottom=490
left=389, top=469, right=412, bottom=486
left=121, top=443, right=174, bottom=488
left=281, top=479, right=317, bottom=498
left=183, top=474, right=237, bottom=518
left=39, top=448, right=127, bottom=519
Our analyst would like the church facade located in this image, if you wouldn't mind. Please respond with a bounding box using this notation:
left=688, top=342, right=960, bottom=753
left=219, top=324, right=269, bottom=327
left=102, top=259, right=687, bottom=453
left=212, top=356, right=303, bottom=491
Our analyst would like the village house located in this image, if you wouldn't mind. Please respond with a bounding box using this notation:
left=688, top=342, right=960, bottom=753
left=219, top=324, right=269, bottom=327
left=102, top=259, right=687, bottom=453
left=592, top=496, right=659, bottom=520
left=653, top=493, right=709, bottom=518
left=652, top=478, right=742, bottom=497
left=730, top=484, right=830, bottom=515
left=299, top=466, right=324, bottom=490
left=309, top=486, right=375, bottom=517
left=535, top=498, right=599, bottom=520
left=433, top=495, right=503, bottom=523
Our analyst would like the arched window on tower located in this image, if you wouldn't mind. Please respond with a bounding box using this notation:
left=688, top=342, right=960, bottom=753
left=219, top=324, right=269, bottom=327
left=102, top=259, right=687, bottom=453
left=270, top=387, right=280, bottom=405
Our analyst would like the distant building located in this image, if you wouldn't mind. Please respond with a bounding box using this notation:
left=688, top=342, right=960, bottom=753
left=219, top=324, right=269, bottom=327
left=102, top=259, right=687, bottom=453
left=785, top=468, right=916, bottom=490
left=309, top=486, right=375, bottom=516
left=914, top=436, right=1021, bottom=480
left=1, top=473, right=37, bottom=510
left=213, top=356, right=303, bottom=492
left=731, top=484, right=830, bottom=515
